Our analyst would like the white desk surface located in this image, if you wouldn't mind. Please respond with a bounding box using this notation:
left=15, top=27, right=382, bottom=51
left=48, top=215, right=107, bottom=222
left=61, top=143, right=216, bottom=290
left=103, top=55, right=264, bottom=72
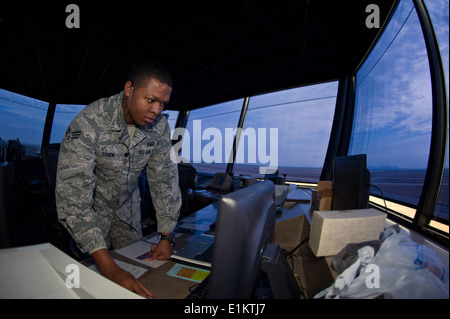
left=0, top=243, right=142, bottom=299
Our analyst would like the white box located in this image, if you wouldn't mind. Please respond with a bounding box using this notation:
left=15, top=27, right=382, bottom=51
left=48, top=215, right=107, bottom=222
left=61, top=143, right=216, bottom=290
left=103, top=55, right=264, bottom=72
left=309, top=208, right=386, bottom=257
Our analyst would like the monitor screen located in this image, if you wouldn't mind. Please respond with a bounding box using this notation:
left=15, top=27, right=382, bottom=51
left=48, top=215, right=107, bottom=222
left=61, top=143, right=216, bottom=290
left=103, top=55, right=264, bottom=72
left=207, top=180, right=276, bottom=299
left=332, top=154, right=371, bottom=210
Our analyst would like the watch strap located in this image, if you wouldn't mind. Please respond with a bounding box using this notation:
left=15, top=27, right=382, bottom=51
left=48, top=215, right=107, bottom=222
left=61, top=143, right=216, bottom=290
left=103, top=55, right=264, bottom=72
left=159, top=234, right=174, bottom=244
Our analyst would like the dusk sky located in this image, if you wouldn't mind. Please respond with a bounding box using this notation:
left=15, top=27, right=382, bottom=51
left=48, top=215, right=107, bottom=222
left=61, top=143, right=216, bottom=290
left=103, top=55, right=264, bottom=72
left=350, top=0, right=449, bottom=169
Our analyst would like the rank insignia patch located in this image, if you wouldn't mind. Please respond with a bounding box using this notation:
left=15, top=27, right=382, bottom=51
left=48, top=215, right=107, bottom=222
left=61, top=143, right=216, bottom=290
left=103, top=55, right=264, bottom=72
left=65, top=126, right=81, bottom=142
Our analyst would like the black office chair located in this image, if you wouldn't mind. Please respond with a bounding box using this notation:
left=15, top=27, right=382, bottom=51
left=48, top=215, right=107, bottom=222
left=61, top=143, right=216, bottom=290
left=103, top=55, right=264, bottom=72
left=178, top=163, right=197, bottom=218
left=42, top=143, right=60, bottom=191
left=40, top=143, right=65, bottom=232
left=13, top=156, right=47, bottom=245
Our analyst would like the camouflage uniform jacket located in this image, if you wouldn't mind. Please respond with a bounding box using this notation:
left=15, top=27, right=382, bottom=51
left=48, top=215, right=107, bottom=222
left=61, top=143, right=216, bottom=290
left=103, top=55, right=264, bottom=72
left=55, top=92, right=181, bottom=254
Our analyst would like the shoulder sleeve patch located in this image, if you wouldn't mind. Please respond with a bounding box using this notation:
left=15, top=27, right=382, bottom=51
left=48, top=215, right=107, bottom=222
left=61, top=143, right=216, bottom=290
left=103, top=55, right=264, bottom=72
left=65, top=126, right=81, bottom=142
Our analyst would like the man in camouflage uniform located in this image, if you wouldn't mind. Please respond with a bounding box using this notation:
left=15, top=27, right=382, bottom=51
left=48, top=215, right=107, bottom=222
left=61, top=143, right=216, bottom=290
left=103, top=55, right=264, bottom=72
left=56, top=61, right=181, bottom=297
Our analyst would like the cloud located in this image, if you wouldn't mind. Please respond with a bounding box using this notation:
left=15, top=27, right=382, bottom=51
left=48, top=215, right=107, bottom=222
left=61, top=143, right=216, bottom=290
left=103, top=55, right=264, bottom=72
left=355, top=6, right=435, bottom=136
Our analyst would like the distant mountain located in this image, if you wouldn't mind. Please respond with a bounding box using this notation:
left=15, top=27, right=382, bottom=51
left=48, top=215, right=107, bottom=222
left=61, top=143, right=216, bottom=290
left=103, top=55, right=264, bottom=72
left=368, top=165, right=402, bottom=170
left=368, top=165, right=427, bottom=170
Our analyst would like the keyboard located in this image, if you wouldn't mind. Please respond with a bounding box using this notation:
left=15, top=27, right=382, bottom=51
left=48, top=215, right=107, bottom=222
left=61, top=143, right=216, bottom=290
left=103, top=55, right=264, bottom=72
left=186, top=275, right=210, bottom=299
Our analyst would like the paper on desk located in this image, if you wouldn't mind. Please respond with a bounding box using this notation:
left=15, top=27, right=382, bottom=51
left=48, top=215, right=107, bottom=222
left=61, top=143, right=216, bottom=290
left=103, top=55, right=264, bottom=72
left=89, top=259, right=148, bottom=279
left=141, top=233, right=160, bottom=245
left=114, top=240, right=167, bottom=269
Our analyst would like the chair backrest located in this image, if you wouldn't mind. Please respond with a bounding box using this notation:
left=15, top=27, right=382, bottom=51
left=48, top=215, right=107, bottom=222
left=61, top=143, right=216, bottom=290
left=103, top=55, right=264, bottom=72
left=177, top=164, right=197, bottom=213
left=178, top=164, right=196, bottom=191
left=41, top=143, right=61, bottom=190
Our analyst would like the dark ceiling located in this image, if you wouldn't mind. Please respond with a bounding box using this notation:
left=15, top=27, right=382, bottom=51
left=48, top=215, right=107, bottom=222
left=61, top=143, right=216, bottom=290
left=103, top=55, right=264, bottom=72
left=0, top=0, right=397, bottom=111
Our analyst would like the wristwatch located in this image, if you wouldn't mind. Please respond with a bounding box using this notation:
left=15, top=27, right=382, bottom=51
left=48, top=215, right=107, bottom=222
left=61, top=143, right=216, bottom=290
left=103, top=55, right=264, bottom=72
left=159, top=233, right=175, bottom=245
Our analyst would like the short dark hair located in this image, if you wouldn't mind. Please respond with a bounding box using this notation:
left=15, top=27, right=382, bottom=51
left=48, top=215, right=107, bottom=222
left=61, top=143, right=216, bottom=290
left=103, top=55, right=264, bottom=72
left=126, top=60, right=173, bottom=88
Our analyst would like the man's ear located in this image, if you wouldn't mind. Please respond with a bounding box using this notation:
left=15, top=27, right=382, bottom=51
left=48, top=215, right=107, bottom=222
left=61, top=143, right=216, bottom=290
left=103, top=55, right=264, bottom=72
left=124, top=80, right=134, bottom=98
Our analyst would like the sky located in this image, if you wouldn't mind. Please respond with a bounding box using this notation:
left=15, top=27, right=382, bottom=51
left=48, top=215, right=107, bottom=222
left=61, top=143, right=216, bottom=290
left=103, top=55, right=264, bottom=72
left=350, top=0, right=449, bottom=169
left=179, top=81, right=338, bottom=169
left=0, top=0, right=448, bottom=171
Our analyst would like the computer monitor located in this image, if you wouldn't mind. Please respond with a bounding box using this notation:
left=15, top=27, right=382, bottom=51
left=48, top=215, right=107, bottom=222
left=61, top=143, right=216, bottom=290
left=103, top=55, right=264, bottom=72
left=207, top=180, right=301, bottom=299
left=331, top=154, right=371, bottom=210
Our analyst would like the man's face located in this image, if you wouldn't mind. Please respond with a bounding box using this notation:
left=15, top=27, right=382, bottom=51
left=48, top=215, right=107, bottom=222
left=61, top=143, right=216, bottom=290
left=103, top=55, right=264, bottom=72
left=123, top=78, right=172, bottom=126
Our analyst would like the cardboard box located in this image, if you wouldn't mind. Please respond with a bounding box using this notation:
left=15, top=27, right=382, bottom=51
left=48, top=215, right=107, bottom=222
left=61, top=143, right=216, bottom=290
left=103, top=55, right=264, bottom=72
left=309, top=208, right=386, bottom=256
left=311, top=181, right=332, bottom=211
left=273, top=215, right=310, bottom=252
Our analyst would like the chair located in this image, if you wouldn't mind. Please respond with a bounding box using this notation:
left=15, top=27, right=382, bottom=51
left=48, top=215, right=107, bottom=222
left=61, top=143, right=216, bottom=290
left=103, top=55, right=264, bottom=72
left=42, top=143, right=60, bottom=191
left=177, top=163, right=197, bottom=218
left=13, top=157, right=47, bottom=245
left=140, top=162, right=197, bottom=230
left=39, top=144, right=64, bottom=231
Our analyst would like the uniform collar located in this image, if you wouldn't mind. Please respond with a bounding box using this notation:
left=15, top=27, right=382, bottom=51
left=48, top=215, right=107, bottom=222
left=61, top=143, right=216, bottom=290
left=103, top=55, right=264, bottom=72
left=108, top=92, right=127, bottom=132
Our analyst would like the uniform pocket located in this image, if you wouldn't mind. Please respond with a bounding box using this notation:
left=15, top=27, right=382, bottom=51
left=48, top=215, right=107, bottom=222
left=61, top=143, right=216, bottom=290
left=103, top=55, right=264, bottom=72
left=96, top=144, right=124, bottom=173
left=131, top=141, right=156, bottom=170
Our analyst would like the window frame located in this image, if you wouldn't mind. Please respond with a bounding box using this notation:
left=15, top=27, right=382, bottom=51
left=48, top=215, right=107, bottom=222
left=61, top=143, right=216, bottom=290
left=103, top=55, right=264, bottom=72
left=335, top=0, right=448, bottom=244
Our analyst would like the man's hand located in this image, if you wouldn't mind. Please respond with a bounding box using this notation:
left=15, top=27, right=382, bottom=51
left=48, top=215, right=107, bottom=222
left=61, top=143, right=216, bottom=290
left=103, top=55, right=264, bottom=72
left=145, top=237, right=173, bottom=261
left=91, top=248, right=153, bottom=298
left=103, top=264, right=153, bottom=298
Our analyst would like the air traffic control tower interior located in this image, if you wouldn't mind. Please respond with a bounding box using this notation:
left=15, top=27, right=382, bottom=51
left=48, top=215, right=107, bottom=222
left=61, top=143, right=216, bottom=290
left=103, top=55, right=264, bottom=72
left=0, top=0, right=448, bottom=302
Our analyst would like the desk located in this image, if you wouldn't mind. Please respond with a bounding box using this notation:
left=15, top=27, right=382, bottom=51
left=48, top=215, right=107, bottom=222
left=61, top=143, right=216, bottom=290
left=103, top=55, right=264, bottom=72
left=0, top=243, right=142, bottom=299
left=109, top=187, right=322, bottom=299
left=109, top=204, right=218, bottom=298
left=102, top=185, right=450, bottom=299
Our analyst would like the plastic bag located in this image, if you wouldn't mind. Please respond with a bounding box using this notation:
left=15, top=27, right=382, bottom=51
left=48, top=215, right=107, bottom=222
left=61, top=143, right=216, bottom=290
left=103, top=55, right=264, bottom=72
left=315, top=226, right=449, bottom=299
left=331, top=240, right=381, bottom=274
